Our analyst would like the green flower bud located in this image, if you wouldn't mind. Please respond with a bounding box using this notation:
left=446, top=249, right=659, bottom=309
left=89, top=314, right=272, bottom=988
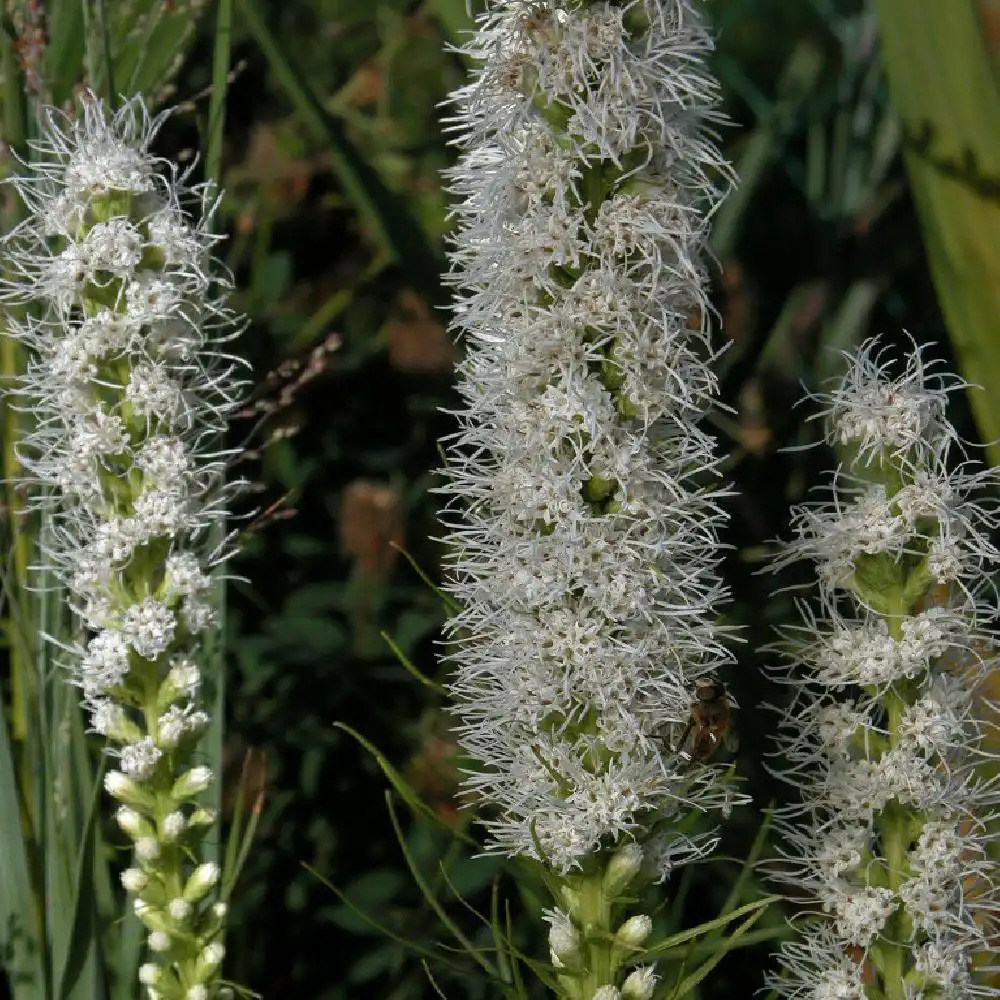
left=615, top=914, right=652, bottom=949
left=170, top=766, right=213, bottom=801
left=183, top=862, right=221, bottom=902
left=604, top=843, right=643, bottom=895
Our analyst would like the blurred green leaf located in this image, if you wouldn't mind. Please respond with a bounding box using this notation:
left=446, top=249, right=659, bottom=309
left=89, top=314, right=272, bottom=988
left=237, top=0, right=444, bottom=303
left=0, top=703, right=45, bottom=997
left=876, top=0, right=1000, bottom=464
left=91, top=0, right=210, bottom=105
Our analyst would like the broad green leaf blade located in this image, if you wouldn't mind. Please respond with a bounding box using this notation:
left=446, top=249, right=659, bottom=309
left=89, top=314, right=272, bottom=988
left=875, top=0, right=1000, bottom=466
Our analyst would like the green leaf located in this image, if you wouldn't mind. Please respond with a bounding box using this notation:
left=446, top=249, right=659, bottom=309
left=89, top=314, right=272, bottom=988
left=85, top=0, right=211, bottom=106
left=55, top=752, right=102, bottom=1000
left=391, top=543, right=461, bottom=615
left=206, top=0, right=235, bottom=194
left=236, top=0, right=444, bottom=305
left=334, top=722, right=477, bottom=846
left=875, top=0, right=1000, bottom=465
left=663, top=905, right=770, bottom=999
left=692, top=808, right=782, bottom=957
left=222, top=749, right=265, bottom=902
left=381, top=630, right=448, bottom=696
left=0, top=702, right=45, bottom=997
left=303, top=862, right=469, bottom=974
left=43, top=2, right=87, bottom=105
left=385, top=791, right=497, bottom=978
left=641, top=895, right=781, bottom=959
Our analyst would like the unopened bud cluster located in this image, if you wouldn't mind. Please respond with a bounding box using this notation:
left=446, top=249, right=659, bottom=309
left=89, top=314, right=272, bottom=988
left=544, top=843, right=657, bottom=1000
left=767, top=340, right=1000, bottom=999
left=1, top=94, right=244, bottom=998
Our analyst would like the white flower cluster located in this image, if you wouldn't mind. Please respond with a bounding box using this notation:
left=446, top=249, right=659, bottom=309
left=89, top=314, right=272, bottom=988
left=768, top=340, right=1000, bottom=999
left=2, top=94, right=243, bottom=997
left=440, top=0, right=736, bottom=875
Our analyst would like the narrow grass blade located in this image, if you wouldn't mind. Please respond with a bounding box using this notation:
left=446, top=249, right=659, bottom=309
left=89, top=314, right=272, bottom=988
left=206, top=0, right=235, bottom=194
left=302, top=861, right=469, bottom=974
left=381, top=630, right=447, bottom=696
left=385, top=791, right=497, bottom=978
left=641, top=895, right=780, bottom=958
left=335, top=722, right=476, bottom=846
left=0, top=702, right=45, bottom=996
left=665, top=906, right=769, bottom=999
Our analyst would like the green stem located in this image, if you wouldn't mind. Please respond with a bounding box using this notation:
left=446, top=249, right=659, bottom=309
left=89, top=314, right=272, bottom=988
left=205, top=0, right=234, bottom=195
left=579, top=871, right=612, bottom=996
left=1, top=0, right=31, bottom=748
left=870, top=595, right=909, bottom=999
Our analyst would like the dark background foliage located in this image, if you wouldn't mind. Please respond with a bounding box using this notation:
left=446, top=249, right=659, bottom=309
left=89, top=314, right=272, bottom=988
left=132, top=0, right=975, bottom=996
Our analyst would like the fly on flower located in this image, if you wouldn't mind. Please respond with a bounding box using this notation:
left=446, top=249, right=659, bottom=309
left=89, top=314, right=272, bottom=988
left=673, top=677, right=738, bottom=765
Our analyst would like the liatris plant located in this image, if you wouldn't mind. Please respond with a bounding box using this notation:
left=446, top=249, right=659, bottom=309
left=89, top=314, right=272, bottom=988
left=1, top=94, right=244, bottom=1000
left=439, top=1, right=744, bottom=996
left=767, top=339, right=1000, bottom=999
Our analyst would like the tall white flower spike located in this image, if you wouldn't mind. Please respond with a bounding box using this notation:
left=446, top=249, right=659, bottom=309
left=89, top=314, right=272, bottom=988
left=768, top=338, right=1000, bottom=1000
left=2, top=93, right=245, bottom=999
left=438, top=2, right=738, bottom=996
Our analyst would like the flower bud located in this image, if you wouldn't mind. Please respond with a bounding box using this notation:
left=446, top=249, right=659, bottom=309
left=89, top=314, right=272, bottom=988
left=148, top=930, right=172, bottom=953
left=622, top=966, right=656, bottom=1000
left=604, top=842, right=643, bottom=896
left=120, top=867, right=148, bottom=893
left=183, top=862, right=221, bottom=902
left=136, top=836, right=161, bottom=862
left=138, top=963, right=162, bottom=986
left=134, top=899, right=170, bottom=934
left=105, top=770, right=154, bottom=809
left=615, top=914, right=652, bottom=949
left=592, top=988, right=621, bottom=1000
left=168, top=897, right=192, bottom=922
left=188, top=806, right=217, bottom=828
left=161, top=810, right=186, bottom=842
left=170, top=765, right=212, bottom=800
left=157, top=658, right=202, bottom=710
left=90, top=700, right=142, bottom=743
left=547, top=910, right=581, bottom=969
left=115, top=805, right=152, bottom=839
left=195, top=941, right=225, bottom=979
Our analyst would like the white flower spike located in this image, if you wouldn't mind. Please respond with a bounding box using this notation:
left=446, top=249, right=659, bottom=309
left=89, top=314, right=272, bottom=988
left=768, top=337, right=1000, bottom=999
left=2, top=93, right=244, bottom=998
left=439, top=2, right=738, bottom=997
